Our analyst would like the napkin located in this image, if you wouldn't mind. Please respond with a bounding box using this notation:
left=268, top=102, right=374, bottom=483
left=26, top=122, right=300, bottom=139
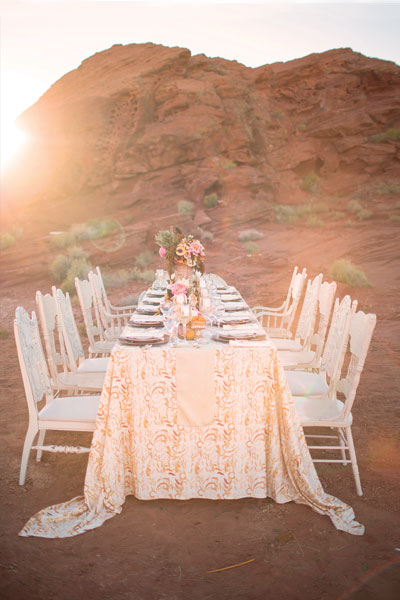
left=121, top=326, right=164, bottom=340
left=223, top=302, right=247, bottom=309
left=229, top=340, right=270, bottom=347
left=220, top=294, right=242, bottom=301
left=130, top=314, right=162, bottom=323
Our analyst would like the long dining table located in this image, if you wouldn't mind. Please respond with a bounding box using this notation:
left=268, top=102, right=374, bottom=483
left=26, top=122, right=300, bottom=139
left=19, top=277, right=364, bottom=537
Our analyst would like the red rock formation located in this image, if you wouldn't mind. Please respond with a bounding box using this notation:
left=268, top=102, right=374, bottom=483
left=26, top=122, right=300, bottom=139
left=3, top=43, right=400, bottom=232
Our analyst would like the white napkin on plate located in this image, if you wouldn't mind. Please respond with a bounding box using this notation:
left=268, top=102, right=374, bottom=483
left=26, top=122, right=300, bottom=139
left=121, top=326, right=164, bottom=340
left=130, top=314, right=162, bottom=323
left=223, top=302, right=247, bottom=309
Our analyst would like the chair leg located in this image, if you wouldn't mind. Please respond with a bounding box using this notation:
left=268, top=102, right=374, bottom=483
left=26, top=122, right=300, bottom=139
left=345, top=425, right=363, bottom=496
left=19, top=425, right=38, bottom=485
left=338, top=427, right=348, bottom=465
left=36, top=429, right=46, bottom=461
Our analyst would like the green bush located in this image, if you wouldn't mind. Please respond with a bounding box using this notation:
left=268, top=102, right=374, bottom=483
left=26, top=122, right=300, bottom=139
left=329, top=259, right=371, bottom=287
left=68, top=246, right=89, bottom=260
left=51, top=231, right=76, bottom=248
left=389, top=214, right=400, bottom=222
left=369, top=128, right=400, bottom=143
left=356, top=209, right=373, bottom=220
left=50, top=254, right=71, bottom=282
left=222, top=160, right=237, bottom=170
left=177, top=200, right=195, bottom=216
left=244, top=241, right=260, bottom=254
left=238, top=229, right=264, bottom=242
left=85, top=218, right=117, bottom=239
left=199, top=230, right=214, bottom=242
left=0, top=328, right=9, bottom=339
left=0, top=232, right=16, bottom=250
left=60, top=258, right=92, bottom=295
left=274, top=205, right=299, bottom=224
left=203, top=193, right=219, bottom=208
left=347, top=199, right=363, bottom=215
left=305, top=215, right=324, bottom=227
left=135, top=251, right=154, bottom=268
left=330, top=211, right=346, bottom=220
left=301, top=171, right=320, bottom=194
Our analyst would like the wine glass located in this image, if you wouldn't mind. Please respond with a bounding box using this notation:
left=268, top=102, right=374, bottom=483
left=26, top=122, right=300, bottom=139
left=179, top=304, right=191, bottom=344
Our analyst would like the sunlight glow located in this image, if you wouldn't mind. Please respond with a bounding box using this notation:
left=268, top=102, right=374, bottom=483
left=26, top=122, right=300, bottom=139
left=1, top=121, right=29, bottom=171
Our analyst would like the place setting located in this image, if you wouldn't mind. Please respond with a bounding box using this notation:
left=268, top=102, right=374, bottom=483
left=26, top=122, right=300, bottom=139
left=118, top=325, right=169, bottom=346
left=128, top=314, right=164, bottom=328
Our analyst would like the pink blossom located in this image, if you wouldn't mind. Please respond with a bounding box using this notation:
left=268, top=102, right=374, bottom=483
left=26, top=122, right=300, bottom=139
left=188, top=241, right=204, bottom=256
left=159, top=247, right=167, bottom=258
left=170, top=282, right=187, bottom=296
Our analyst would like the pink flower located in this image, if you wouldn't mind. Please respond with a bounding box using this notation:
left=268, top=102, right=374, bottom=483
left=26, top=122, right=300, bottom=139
left=170, top=282, right=187, bottom=296
left=159, top=247, right=167, bottom=258
left=188, top=241, right=204, bottom=256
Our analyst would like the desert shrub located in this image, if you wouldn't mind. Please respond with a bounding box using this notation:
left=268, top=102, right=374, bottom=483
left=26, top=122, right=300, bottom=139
left=374, top=181, right=400, bottom=195
left=297, top=122, right=307, bottom=131
left=238, top=229, right=264, bottom=242
left=203, top=193, right=219, bottom=208
left=0, top=328, right=9, bottom=339
left=85, top=218, right=117, bottom=239
left=389, top=214, right=400, bottom=222
left=356, top=209, right=373, bottom=220
left=222, top=160, right=237, bottom=170
left=305, top=215, right=324, bottom=227
left=271, top=109, right=285, bottom=120
left=135, top=251, right=153, bottom=268
left=51, top=231, right=76, bottom=248
left=50, top=254, right=71, bottom=282
left=301, top=171, right=320, bottom=194
left=244, top=241, right=260, bottom=254
left=200, top=230, right=214, bottom=242
left=177, top=200, right=194, bottom=216
left=0, top=232, right=16, bottom=250
left=274, top=205, right=299, bottom=224
left=347, top=199, right=363, bottom=215
left=68, top=246, right=89, bottom=260
left=369, top=128, right=400, bottom=143
left=70, top=223, right=93, bottom=241
left=329, top=259, right=371, bottom=287
left=60, top=258, right=92, bottom=295
left=119, top=294, right=140, bottom=306
left=137, top=269, right=155, bottom=283
left=330, top=211, right=346, bottom=220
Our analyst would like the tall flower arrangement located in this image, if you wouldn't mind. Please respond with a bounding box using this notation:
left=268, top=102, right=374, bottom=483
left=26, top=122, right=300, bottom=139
left=155, top=227, right=205, bottom=276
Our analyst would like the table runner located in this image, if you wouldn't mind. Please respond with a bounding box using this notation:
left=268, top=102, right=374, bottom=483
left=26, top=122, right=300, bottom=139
left=19, top=342, right=364, bottom=537
left=175, top=347, right=215, bottom=427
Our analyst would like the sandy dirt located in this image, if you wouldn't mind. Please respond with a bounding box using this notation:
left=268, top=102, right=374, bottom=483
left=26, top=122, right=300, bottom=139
left=1, top=221, right=399, bottom=600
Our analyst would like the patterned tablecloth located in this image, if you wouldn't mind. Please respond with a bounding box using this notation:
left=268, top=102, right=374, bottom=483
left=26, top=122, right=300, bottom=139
left=20, top=339, right=364, bottom=537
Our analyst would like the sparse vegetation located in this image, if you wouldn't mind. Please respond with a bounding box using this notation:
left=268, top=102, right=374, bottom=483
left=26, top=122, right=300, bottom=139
left=197, top=227, right=214, bottom=242
left=369, top=128, right=400, bottom=143
left=177, top=200, right=195, bottom=216
left=374, top=182, right=400, bottom=196
left=244, top=241, right=260, bottom=254
left=203, top=193, right=219, bottom=208
left=222, top=160, right=237, bottom=170
left=119, top=294, right=140, bottom=307
left=60, top=258, right=92, bottom=295
left=271, top=109, right=285, bottom=120
left=51, top=218, right=119, bottom=248
left=389, top=214, right=400, bottom=222
left=305, top=215, right=324, bottom=227
left=347, top=199, right=373, bottom=220
left=50, top=254, right=71, bottom=282
left=0, top=328, right=9, bottom=340
left=238, top=229, right=264, bottom=242
left=135, top=251, right=154, bottom=268
left=329, top=259, right=371, bottom=287
left=301, top=171, right=320, bottom=194
left=0, top=232, right=16, bottom=250
left=274, top=205, right=299, bottom=225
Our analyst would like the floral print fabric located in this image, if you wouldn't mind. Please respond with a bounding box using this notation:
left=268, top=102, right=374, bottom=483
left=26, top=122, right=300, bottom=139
left=20, top=343, right=364, bottom=537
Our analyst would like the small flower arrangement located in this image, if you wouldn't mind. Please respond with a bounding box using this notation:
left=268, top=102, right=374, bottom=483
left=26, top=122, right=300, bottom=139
left=155, top=227, right=205, bottom=275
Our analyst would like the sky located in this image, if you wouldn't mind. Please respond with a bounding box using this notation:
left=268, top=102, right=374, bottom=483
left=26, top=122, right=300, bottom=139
left=1, top=0, right=400, bottom=170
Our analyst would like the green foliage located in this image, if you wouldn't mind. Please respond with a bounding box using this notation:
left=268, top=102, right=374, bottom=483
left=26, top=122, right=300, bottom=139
left=347, top=199, right=363, bottom=214
left=135, top=251, right=154, bottom=268
left=305, top=215, right=324, bottom=227
left=85, top=218, right=117, bottom=239
left=222, top=160, right=237, bottom=170
left=155, top=227, right=176, bottom=250
left=68, top=246, right=89, bottom=260
left=0, top=328, right=9, bottom=340
left=301, top=171, right=320, bottom=194
left=330, top=211, right=346, bottom=220
left=203, top=193, right=219, bottom=208
left=374, top=181, right=400, bottom=195
left=238, top=229, right=264, bottom=242
left=199, top=229, right=214, bottom=242
left=61, top=258, right=92, bottom=295
left=297, top=122, right=307, bottom=132
left=0, top=232, right=16, bottom=250
left=50, top=254, right=71, bottom=282
left=177, top=200, right=195, bottom=216
left=369, top=128, right=400, bottom=143
left=51, top=231, right=76, bottom=248
left=356, top=209, right=373, bottom=220
left=274, top=205, right=299, bottom=224
left=389, top=214, right=400, bottom=222
left=329, top=259, right=371, bottom=287
left=271, top=109, right=285, bottom=120
left=244, top=241, right=260, bottom=254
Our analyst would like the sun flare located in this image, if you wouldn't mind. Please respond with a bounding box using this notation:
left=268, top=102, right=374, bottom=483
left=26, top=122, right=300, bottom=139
left=1, top=121, right=29, bottom=171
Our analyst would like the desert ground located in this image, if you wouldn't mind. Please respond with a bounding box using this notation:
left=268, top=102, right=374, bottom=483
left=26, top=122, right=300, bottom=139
left=1, top=217, right=399, bottom=600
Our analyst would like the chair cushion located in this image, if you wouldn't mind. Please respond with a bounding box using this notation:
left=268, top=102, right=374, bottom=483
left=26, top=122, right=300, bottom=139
left=278, top=350, right=315, bottom=367
left=57, top=371, right=105, bottom=390
left=39, top=395, right=100, bottom=422
left=78, top=357, right=109, bottom=373
left=272, top=339, right=303, bottom=351
left=285, top=370, right=328, bottom=397
left=293, top=395, right=349, bottom=424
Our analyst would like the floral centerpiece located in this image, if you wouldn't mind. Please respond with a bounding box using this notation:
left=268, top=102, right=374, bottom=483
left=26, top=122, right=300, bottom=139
left=155, top=227, right=205, bottom=278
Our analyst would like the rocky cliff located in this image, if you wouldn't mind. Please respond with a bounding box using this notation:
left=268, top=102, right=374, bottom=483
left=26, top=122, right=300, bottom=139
left=3, top=43, right=400, bottom=232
